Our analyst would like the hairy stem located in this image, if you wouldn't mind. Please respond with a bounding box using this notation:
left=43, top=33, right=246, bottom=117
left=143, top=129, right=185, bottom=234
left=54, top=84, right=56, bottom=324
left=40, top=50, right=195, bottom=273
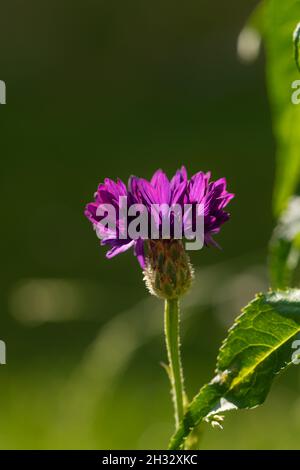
left=164, top=298, right=185, bottom=429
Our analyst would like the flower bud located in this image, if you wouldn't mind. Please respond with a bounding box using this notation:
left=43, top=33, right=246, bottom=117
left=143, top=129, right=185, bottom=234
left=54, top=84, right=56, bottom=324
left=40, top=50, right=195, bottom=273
left=143, top=240, right=194, bottom=300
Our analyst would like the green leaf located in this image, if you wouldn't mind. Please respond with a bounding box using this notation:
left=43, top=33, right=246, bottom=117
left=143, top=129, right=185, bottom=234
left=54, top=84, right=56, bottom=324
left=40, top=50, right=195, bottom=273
left=269, top=196, right=300, bottom=289
left=169, top=290, right=300, bottom=450
left=263, top=0, right=300, bottom=215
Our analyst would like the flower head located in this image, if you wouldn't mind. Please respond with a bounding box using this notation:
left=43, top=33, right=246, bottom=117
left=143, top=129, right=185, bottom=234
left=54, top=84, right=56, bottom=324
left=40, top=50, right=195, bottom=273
left=85, top=166, right=233, bottom=299
left=85, top=166, right=234, bottom=266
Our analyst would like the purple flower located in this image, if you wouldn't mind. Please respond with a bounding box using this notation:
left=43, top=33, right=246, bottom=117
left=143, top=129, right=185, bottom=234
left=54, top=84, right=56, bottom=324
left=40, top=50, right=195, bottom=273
left=84, top=166, right=234, bottom=268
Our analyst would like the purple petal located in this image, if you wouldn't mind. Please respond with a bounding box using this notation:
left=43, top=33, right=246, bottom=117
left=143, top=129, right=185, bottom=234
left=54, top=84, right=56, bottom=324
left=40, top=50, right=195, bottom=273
left=151, top=169, right=164, bottom=186
left=152, top=171, right=171, bottom=204
left=170, top=166, right=188, bottom=190
left=105, top=239, right=135, bottom=258
left=137, top=178, right=159, bottom=206
left=171, top=180, right=187, bottom=205
left=134, top=239, right=146, bottom=268
left=85, top=202, right=101, bottom=224
left=189, top=171, right=210, bottom=203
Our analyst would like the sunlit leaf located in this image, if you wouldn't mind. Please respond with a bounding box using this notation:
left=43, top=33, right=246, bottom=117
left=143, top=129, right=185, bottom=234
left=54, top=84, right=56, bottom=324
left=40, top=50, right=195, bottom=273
left=263, top=0, right=300, bottom=215
left=169, top=290, right=300, bottom=449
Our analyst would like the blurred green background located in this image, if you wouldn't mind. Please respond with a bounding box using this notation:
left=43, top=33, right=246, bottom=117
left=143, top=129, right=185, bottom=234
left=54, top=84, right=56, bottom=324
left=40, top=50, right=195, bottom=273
left=0, top=0, right=299, bottom=449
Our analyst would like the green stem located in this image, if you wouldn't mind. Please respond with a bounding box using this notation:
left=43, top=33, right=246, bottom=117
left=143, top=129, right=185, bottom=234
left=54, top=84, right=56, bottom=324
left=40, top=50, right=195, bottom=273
left=164, top=298, right=185, bottom=429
